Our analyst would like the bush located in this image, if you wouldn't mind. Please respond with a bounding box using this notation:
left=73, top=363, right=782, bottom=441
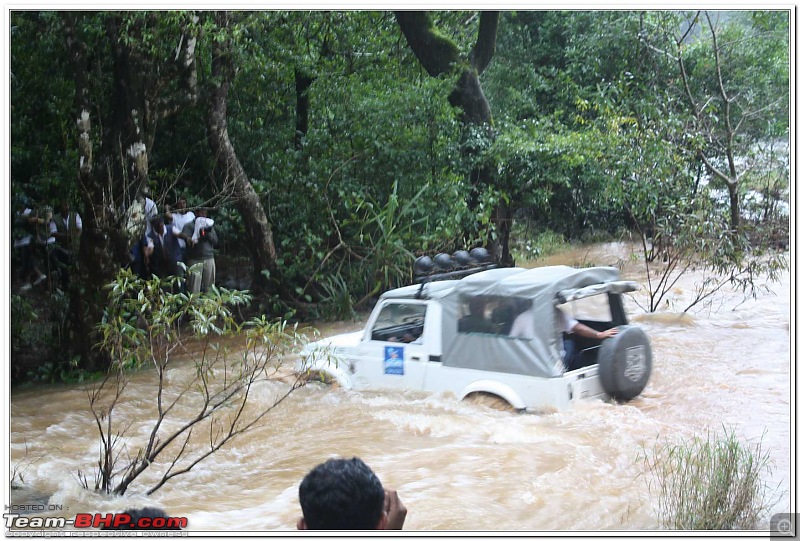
left=643, top=429, right=773, bottom=530
left=83, top=269, right=326, bottom=496
left=11, top=294, right=40, bottom=350
left=510, top=225, right=567, bottom=262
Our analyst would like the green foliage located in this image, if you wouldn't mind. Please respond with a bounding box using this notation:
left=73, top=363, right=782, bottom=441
left=99, top=268, right=251, bottom=371
left=12, top=290, right=85, bottom=384
left=317, top=273, right=358, bottom=322
left=27, top=356, right=100, bottom=385
left=10, top=12, right=78, bottom=204
left=510, top=226, right=567, bottom=262
left=11, top=295, right=40, bottom=351
left=265, top=72, right=475, bottom=300
left=644, top=429, right=773, bottom=529
left=677, top=11, right=789, bottom=140
left=352, top=180, right=426, bottom=295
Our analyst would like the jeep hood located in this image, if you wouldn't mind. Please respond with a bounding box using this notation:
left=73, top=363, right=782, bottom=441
left=303, top=330, right=363, bottom=355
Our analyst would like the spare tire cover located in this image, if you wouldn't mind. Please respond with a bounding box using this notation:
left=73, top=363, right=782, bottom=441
left=597, top=325, right=652, bottom=401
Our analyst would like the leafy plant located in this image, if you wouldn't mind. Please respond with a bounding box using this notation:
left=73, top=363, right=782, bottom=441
left=83, top=269, right=324, bottom=495
left=318, top=273, right=357, bottom=321
left=26, top=356, right=98, bottom=385
left=11, top=294, right=40, bottom=350
left=350, top=180, right=429, bottom=300
left=511, top=226, right=567, bottom=262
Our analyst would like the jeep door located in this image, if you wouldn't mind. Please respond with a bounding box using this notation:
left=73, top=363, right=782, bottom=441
left=354, top=299, right=439, bottom=390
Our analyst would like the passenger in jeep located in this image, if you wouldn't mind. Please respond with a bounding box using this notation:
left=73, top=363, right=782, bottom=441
left=458, top=297, right=493, bottom=333
left=511, top=306, right=618, bottom=370
left=388, top=332, right=421, bottom=344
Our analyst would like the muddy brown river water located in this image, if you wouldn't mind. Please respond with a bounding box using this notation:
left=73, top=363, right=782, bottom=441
left=6, top=243, right=792, bottom=532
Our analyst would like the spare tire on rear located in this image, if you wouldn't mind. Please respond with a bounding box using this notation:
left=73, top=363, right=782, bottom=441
left=597, top=325, right=652, bottom=401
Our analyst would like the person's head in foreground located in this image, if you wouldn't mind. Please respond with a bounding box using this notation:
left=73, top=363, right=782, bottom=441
left=297, top=457, right=406, bottom=530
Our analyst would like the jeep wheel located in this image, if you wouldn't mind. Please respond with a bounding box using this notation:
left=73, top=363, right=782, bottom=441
left=464, top=391, right=517, bottom=412
left=597, top=325, right=652, bottom=401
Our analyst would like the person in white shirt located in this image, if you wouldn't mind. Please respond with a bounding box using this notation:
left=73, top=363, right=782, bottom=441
left=510, top=305, right=618, bottom=370
left=169, top=197, right=195, bottom=260
left=144, top=196, right=158, bottom=236
left=48, top=200, right=83, bottom=290
left=182, top=208, right=217, bottom=294
left=14, top=204, right=49, bottom=292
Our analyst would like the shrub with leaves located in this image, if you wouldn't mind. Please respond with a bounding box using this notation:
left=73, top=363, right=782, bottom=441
left=643, top=429, right=773, bottom=530
left=84, top=268, right=325, bottom=495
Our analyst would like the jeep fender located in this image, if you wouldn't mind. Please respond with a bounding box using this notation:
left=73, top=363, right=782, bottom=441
left=457, top=380, right=526, bottom=410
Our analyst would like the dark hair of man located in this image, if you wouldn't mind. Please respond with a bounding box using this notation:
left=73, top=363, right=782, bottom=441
left=299, top=457, right=385, bottom=530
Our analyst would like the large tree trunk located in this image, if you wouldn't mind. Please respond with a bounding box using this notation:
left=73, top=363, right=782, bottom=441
left=63, top=13, right=200, bottom=370
left=64, top=13, right=132, bottom=371
left=208, top=11, right=281, bottom=297
left=394, top=11, right=497, bottom=126
left=105, top=15, right=150, bottom=209
left=395, top=11, right=512, bottom=265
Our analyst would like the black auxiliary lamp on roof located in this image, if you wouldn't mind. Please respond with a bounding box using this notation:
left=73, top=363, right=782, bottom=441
left=413, top=248, right=497, bottom=298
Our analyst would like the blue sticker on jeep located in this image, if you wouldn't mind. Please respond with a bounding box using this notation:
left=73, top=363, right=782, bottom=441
left=384, top=346, right=404, bottom=375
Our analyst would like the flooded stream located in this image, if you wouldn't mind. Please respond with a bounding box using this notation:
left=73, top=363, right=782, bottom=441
left=7, top=243, right=792, bottom=531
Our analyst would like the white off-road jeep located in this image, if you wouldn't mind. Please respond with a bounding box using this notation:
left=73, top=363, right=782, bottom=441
left=298, top=249, right=653, bottom=412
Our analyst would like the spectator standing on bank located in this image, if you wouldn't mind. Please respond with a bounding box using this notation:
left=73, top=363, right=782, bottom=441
left=182, top=208, right=217, bottom=294
left=143, top=216, right=164, bottom=278
left=48, top=199, right=82, bottom=290
left=14, top=201, right=50, bottom=292
left=143, top=189, right=158, bottom=237
left=170, top=197, right=195, bottom=262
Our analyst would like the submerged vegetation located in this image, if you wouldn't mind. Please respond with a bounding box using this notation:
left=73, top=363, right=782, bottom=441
left=644, top=429, right=773, bottom=529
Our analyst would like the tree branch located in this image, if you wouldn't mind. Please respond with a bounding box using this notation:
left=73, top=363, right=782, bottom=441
left=470, top=11, right=499, bottom=74
left=394, top=11, right=461, bottom=77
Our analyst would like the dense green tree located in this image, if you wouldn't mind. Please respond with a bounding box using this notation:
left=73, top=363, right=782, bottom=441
left=394, top=11, right=511, bottom=263
left=645, top=10, right=789, bottom=231
left=205, top=11, right=282, bottom=297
